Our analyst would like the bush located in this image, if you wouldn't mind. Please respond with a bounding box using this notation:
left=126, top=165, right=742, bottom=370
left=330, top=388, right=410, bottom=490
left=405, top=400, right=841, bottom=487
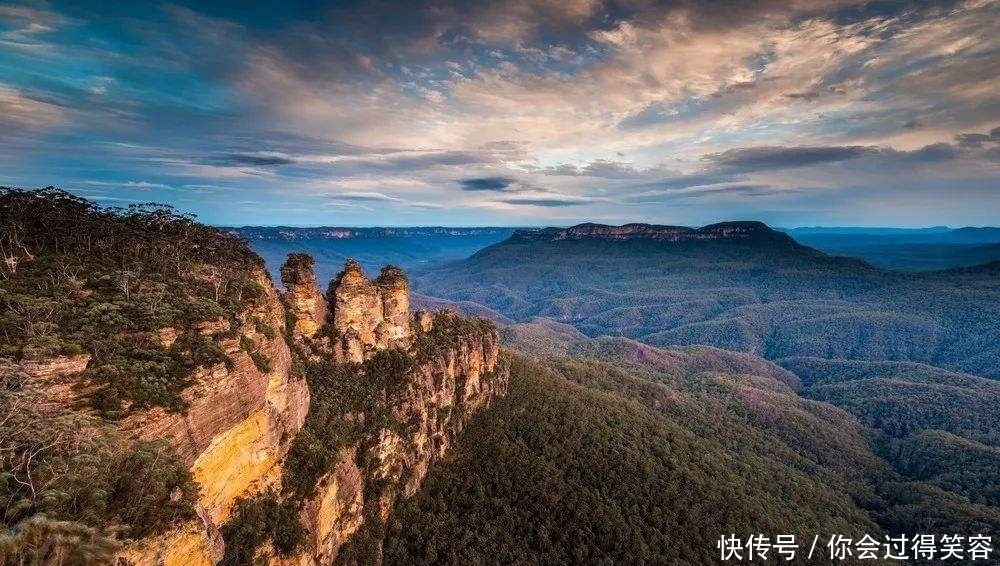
left=1, top=382, right=196, bottom=541
left=219, top=493, right=302, bottom=566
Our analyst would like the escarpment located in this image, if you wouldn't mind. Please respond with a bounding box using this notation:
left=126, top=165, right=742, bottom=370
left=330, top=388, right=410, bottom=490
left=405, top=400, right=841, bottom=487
left=270, top=257, right=508, bottom=566
left=119, top=256, right=507, bottom=566
left=0, top=190, right=507, bottom=566
left=119, top=267, right=310, bottom=565
left=510, top=221, right=798, bottom=245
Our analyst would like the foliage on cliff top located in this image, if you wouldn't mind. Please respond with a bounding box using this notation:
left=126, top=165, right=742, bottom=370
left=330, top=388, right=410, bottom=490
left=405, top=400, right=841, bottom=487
left=411, top=311, right=495, bottom=363
left=1, top=363, right=197, bottom=563
left=0, top=187, right=266, bottom=416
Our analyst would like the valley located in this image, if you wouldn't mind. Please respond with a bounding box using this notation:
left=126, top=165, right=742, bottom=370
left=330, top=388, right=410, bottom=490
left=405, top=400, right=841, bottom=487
left=2, top=191, right=997, bottom=565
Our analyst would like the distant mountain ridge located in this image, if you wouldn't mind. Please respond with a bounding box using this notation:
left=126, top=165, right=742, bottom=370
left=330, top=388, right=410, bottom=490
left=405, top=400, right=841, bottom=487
left=412, top=219, right=1000, bottom=379
left=231, top=226, right=515, bottom=240
left=511, top=220, right=799, bottom=245
left=786, top=225, right=1000, bottom=271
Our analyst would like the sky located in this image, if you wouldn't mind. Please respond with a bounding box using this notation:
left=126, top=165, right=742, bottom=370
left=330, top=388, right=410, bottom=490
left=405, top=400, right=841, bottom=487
left=1, top=0, right=998, bottom=227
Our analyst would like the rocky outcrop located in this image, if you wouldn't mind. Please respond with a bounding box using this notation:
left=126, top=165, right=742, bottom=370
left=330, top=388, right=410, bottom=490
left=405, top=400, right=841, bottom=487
left=290, top=312, right=507, bottom=565
left=281, top=254, right=328, bottom=338
left=122, top=257, right=508, bottom=566
left=17, top=353, right=91, bottom=380
left=327, top=260, right=413, bottom=363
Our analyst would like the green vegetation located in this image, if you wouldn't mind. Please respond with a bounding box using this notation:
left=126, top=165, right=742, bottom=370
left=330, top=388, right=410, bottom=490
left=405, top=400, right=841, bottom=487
left=778, top=356, right=1000, bottom=533
left=220, top=492, right=303, bottom=566
left=1, top=363, right=197, bottom=561
left=282, top=359, right=366, bottom=500
left=280, top=313, right=498, bottom=561
left=0, top=187, right=266, bottom=416
left=411, top=311, right=495, bottom=363
left=407, top=229, right=1000, bottom=548
left=0, top=515, right=121, bottom=566
left=383, top=350, right=886, bottom=565
left=281, top=347, right=423, bottom=501
left=283, top=314, right=495, bottom=501
left=241, top=335, right=273, bottom=374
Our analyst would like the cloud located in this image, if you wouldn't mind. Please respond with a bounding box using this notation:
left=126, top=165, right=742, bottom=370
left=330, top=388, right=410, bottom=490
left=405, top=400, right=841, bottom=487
left=892, top=142, right=962, bottom=163
left=459, top=177, right=517, bottom=191
left=215, top=153, right=297, bottom=166
left=1, top=0, right=999, bottom=226
left=500, top=197, right=588, bottom=207
left=331, top=191, right=400, bottom=202
left=535, top=159, right=646, bottom=179
left=0, top=85, right=65, bottom=132
left=707, top=146, right=877, bottom=171
left=82, top=180, right=173, bottom=190
left=956, top=133, right=994, bottom=148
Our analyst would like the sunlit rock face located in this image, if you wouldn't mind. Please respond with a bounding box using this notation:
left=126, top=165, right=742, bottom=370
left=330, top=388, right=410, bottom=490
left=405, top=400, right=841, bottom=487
left=122, top=270, right=309, bottom=564
left=121, top=258, right=508, bottom=566
left=287, top=312, right=508, bottom=566
left=327, top=260, right=413, bottom=363
left=281, top=254, right=328, bottom=338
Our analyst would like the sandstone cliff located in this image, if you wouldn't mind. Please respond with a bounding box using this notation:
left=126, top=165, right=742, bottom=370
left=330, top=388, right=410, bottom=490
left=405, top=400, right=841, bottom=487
left=120, top=269, right=309, bottom=565
left=282, top=253, right=328, bottom=338
left=119, top=257, right=507, bottom=565
left=293, top=315, right=506, bottom=565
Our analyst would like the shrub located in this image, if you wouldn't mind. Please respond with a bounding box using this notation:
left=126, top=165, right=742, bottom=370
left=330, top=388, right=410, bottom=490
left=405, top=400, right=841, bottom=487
left=219, top=493, right=302, bottom=566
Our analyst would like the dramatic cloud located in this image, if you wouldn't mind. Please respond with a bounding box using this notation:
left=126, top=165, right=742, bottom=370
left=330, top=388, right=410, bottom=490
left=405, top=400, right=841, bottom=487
left=502, top=197, right=590, bottom=207
left=459, top=177, right=517, bottom=191
left=216, top=153, right=298, bottom=167
left=0, top=0, right=997, bottom=226
left=707, top=146, right=878, bottom=171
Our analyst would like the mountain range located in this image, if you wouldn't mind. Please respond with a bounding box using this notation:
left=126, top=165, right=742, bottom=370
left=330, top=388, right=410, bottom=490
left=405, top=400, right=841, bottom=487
left=2, top=191, right=997, bottom=565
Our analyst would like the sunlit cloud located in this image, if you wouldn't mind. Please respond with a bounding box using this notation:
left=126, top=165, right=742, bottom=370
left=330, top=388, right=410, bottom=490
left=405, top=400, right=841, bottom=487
left=0, top=0, right=997, bottom=226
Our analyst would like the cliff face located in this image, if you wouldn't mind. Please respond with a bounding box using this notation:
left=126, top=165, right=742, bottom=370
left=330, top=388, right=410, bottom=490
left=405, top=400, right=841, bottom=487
left=122, top=258, right=507, bottom=566
left=295, top=320, right=505, bottom=565
left=121, top=269, right=309, bottom=564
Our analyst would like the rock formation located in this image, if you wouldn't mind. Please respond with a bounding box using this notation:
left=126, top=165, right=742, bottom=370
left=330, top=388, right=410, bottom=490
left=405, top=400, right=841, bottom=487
left=281, top=253, right=328, bottom=338
left=17, top=353, right=91, bottom=380
left=122, top=269, right=309, bottom=564
left=326, top=260, right=413, bottom=363
left=119, top=257, right=507, bottom=566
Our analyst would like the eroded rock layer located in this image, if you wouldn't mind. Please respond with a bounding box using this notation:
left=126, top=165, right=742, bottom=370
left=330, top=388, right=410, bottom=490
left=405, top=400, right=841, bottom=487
left=120, top=258, right=507, bottom=566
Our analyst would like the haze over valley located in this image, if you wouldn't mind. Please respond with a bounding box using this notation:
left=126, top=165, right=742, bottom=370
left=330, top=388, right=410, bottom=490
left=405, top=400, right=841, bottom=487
left=2, top=0, right=999, bottom=563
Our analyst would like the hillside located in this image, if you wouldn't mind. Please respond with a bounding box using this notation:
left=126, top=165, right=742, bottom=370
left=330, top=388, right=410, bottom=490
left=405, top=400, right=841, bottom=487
left=0, top=188, right=508, bottom=566
left=382, top=343, right=881, bottom=565
left=382, top=333, right=1000, bottom=565
left=412, top=222, right=1000, bottom=379
left=786, top=227, right=1000, bottom=271
left=778, top=356, right=1000, bottom=526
